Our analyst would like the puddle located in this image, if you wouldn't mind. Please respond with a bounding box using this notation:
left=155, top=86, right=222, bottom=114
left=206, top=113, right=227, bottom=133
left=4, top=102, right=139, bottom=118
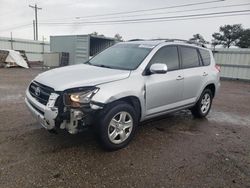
left=208, top=110, right=250, bottom=126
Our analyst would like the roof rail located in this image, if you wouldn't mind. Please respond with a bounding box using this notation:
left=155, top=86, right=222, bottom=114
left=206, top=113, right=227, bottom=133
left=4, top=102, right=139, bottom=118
left=127, top=38, right=207, bottom=48
left=128, top=38, right=165, bottom=42
left=165, top=39, right=207, bottom=48
left=128, top=39, right=145, bottom=42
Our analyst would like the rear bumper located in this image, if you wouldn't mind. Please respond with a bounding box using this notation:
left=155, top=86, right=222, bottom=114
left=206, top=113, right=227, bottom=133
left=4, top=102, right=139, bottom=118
left=215, top=79, right=221, bottom=96
left=25, top=89, right=59, bottom=130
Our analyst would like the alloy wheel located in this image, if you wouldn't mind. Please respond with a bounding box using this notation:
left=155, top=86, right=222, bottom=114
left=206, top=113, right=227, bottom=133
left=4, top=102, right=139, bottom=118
left=108, top=111, right=133, bottom=144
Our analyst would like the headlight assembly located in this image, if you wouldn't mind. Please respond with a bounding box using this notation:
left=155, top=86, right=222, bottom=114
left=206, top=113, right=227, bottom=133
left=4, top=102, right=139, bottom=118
left=64, top=87, right=99, bottom=108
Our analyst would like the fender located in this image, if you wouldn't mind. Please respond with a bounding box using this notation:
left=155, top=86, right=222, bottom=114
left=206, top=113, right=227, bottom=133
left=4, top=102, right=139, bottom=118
left=91, top=73, right=146, bottom=120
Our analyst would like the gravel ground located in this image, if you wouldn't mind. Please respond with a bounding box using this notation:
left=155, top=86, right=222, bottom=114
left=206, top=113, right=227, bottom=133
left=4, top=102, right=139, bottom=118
left=0, top=68, right=250, bottom=188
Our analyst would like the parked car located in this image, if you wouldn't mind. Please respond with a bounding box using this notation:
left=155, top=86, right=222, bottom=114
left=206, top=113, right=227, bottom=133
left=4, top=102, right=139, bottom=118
left=25, top=39, right=220, bottom=150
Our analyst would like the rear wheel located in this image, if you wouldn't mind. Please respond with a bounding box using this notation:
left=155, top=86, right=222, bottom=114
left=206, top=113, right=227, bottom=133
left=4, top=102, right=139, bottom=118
left=96, top=101, right=138, bottom=151
left=191, top=89, right=213, bottom=118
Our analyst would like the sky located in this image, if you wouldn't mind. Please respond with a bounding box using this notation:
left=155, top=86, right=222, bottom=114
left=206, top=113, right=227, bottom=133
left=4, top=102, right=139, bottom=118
left=0, top=0, right=250, bottom=42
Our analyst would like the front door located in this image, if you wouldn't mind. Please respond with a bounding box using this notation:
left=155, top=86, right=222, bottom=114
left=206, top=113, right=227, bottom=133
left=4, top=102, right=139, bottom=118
left=145, top=46, right=184, bottom=116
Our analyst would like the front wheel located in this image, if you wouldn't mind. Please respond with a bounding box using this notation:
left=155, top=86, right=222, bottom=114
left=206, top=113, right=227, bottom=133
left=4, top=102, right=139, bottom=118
left=191, top=89, right=213, bottom=118
left=96, top=101, right=138, bottom=151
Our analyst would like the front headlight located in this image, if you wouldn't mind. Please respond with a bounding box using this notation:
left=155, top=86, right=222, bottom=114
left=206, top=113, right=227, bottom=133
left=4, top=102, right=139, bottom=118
left=64, top=87, right=99, bottom=107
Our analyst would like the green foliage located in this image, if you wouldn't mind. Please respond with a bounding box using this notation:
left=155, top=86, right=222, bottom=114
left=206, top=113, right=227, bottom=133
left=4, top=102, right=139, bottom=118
left=114, top=33, right=123, bottom=41
left=236, top=29, right=250, bottom=48
left=91, top=31, right=99, bottom=36
left=189, top=34, right=209, bottom=45
left=212, top=24, right=243, bottom=48
left=91, top=32, right=105, bottom=37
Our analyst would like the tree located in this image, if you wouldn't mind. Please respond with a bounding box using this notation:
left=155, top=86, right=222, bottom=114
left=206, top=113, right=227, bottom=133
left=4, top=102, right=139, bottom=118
left=91, top=32, right=105, bottom=37
left=211, top=39, right=220, bottom=50
left=114, top=33, right=123, bottom=41
left=91, top=31, right=99, bottom=36
left=212, top=24, right=243, bottom=48
left=236, top=29, right=250, bottom=48
left=189, top=34, right=209, bottom=45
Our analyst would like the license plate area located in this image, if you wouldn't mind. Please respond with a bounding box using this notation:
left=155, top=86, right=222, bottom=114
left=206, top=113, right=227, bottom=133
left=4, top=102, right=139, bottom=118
left=46, top=93, right=59, bottom=108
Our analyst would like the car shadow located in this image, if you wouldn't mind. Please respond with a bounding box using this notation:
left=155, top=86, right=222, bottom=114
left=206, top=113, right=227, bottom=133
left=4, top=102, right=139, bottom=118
left=25, top=109, right=209, bottom=153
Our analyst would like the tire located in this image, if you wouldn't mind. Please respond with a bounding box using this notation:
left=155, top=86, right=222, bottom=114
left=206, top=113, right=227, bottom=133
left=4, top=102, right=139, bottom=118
left=191, top=89, right=213, bottom=118
left=96, top=101, right=138, bottom=151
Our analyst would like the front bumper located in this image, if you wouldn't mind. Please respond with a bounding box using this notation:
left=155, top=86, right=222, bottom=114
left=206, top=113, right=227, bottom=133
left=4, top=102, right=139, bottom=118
left=25, top=89, right=59, bottom=130
left=25, top=88, right=101, bottom=134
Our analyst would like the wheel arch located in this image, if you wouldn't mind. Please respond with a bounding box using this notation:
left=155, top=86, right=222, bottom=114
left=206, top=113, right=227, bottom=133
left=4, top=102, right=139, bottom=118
left=109, top=96, right=142, bottom=121
left=204, top=83, right=216, bottom=98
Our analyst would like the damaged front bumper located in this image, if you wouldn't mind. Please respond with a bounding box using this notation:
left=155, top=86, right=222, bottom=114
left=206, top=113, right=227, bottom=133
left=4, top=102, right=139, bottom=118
left=25, top=89, right=102, bottom=134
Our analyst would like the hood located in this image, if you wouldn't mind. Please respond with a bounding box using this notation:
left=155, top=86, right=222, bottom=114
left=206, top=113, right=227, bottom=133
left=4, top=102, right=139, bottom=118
left=34, top=64, right=130, bottom=91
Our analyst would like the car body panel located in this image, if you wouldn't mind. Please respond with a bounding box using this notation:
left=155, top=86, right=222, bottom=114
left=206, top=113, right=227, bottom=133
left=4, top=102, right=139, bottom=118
left=34, top=64, right=130, bottom=91
left=144, top=70, right=184, bottom=116
left=182, top=66, right=205, bottom=104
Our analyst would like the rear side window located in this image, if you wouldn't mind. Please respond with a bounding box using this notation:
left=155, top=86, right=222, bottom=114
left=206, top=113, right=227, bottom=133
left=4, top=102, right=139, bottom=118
left=150, top=46, right=179, bottom=71
left=180, top=47, right=200, bottom=69
left=199, top=49, right=211, bottom=66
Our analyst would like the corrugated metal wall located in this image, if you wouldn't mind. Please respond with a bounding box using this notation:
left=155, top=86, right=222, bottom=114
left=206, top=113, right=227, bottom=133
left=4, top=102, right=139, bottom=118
left=213, top=48, right=250, bottom=80
left=75, top=35, right=90, bottom=64
left=51, top=35, right=90, bottom=65
left=50, top=35, right=78, bottom=65
left=0, top=36, right=50, bottom=61
left=51, top=35, right=116, bottom=65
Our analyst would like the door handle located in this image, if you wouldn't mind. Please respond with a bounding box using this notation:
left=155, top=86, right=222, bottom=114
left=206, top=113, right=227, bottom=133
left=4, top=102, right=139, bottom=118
left=176, top=75, right=184, bottom=80
left=202, top=72, right=208, bottom=76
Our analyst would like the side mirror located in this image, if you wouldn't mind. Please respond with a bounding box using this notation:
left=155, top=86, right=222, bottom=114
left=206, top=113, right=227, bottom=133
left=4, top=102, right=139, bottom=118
left=149, top=63, right=168, bottom=74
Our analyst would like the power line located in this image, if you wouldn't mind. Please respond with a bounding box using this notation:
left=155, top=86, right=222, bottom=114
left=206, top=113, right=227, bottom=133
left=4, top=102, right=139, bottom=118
left=41, top=0, right=225, bottom=22
left=39, top=13, right=250, bottom=27
left=117, top=13, right=250, bottom=25
left=41, top=2, right=250, bottom=24
left=1, top=1, right=248, bottom=33
left=78, top=0, right=225, bottom=18
left=0, top=23, right=32, bottom=32
left=74, top=3, right=250, bottom=21
left=2, top=2, right=248, bottom=32
left=40, top=9, right=250, bottom=25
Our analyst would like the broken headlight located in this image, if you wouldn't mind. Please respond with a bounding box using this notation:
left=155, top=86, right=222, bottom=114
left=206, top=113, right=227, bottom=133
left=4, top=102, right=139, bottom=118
left=64, top=87, right=99, bottom=108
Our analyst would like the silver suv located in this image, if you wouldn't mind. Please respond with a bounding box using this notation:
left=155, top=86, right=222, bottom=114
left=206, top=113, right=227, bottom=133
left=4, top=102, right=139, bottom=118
left=25, top=39, right=220, bottom=150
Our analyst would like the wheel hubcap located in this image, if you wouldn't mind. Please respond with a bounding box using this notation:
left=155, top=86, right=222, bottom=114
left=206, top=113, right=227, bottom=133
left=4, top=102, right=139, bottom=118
left=108, top=111, right=133, bottom=144
left=200, top=93, right=211, bottom=114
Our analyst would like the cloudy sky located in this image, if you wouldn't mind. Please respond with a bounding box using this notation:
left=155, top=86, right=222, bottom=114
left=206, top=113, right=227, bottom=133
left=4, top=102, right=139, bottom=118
left=0, top=0, right=250, bottom=42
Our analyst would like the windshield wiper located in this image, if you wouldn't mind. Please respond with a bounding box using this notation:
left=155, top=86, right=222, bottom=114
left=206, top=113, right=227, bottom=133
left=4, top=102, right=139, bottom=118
left=93, top=64, right=113, bottom=69
left=85, top=62, right=120, bottom=69
left=85, top=61, right=92, bottom=65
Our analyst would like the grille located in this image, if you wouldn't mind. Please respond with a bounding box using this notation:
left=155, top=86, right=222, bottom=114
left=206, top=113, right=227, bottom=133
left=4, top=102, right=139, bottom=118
left=29, top=81, right=54, bottom=105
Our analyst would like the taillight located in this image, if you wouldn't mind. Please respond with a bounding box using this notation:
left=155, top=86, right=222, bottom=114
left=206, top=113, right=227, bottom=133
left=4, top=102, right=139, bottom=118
left=215, top=65, right=221, bottom=72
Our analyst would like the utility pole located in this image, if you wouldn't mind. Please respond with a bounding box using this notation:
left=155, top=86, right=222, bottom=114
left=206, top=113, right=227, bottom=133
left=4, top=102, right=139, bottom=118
left=29, top=4, right=42, bottom=41
left=33, top=20, right=36, bottom=40
left=10, top=32, right=13, bottom=50
left=42, top=36, right=45, bottom=54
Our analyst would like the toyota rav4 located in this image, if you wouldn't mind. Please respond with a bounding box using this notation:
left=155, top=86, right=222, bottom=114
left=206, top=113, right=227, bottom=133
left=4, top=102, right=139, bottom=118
left=25, top=39, right=220, bottom=150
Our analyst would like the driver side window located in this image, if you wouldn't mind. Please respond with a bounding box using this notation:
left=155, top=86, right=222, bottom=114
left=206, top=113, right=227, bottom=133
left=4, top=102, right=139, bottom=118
left=150, top=46, right=180, bottom=71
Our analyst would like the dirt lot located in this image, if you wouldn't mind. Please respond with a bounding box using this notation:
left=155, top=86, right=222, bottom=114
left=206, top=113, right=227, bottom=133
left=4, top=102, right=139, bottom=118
left=0, top=68, right=250, bottom=188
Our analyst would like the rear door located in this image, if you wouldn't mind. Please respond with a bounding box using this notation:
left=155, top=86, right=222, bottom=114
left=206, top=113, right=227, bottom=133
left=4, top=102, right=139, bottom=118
left=145, top=45, right=184, bottom=116
left=179, top=46, right=204, bottom=104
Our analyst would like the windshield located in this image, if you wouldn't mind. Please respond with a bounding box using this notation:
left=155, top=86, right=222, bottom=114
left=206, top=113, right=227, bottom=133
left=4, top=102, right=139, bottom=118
left=86, top=43, right=153, bottom=70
